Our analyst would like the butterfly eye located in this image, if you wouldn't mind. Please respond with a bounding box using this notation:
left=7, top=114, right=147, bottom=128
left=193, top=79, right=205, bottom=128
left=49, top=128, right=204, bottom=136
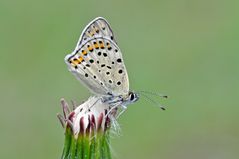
left=130, top=93, right=135, bottom=101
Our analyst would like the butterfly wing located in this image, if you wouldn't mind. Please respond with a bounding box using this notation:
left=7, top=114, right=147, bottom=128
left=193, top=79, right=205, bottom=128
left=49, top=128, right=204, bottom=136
left=75, top=17, right=117, bottom=50
left=65, top=18, right=129, bottom=96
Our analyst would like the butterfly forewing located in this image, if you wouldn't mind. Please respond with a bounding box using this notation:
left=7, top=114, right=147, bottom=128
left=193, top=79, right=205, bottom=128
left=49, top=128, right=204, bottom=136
left=65, top=36, right=129, bottom=96
left=75, top=17, right=117, bottom=49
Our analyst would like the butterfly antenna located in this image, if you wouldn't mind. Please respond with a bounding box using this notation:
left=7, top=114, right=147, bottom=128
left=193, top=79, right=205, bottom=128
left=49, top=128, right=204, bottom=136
left=139, top=92, right=166, bottom=110
left=139, top=90, right=168, bottom=99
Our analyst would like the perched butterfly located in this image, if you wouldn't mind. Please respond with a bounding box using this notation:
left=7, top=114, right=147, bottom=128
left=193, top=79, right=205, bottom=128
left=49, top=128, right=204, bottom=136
left=65, top=17, right=139, bottom=114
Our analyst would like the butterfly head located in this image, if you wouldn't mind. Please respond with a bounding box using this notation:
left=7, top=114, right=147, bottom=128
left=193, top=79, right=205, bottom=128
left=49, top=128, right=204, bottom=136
left=122, top=91, right=139, bottom=106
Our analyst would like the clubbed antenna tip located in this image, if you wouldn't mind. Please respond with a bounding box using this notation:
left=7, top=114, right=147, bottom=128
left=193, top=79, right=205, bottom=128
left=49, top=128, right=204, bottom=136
left=162, top=95, right=168, bottom=99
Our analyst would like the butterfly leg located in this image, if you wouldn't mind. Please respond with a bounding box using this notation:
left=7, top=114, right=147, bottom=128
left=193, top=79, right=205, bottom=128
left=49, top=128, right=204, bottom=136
left=116, top=105, right=127, bottom=119
left=105, top=102, right=121, bottom=117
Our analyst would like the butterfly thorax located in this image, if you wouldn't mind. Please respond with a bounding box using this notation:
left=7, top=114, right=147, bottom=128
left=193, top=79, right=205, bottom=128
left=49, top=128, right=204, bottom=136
left=101, top=91, right=139, bottom=107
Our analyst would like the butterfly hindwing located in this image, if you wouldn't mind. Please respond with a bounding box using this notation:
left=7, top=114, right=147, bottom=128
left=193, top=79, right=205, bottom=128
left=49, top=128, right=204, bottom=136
left=65, top=37, right=129, bottom=96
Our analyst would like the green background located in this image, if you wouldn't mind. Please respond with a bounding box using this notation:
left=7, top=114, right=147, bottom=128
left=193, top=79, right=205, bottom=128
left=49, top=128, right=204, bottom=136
left=0, top=0, right=238, bottom=158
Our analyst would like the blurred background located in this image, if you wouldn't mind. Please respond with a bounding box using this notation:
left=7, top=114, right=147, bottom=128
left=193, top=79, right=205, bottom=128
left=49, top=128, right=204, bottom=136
left=0, top=0, right=238, bottom=158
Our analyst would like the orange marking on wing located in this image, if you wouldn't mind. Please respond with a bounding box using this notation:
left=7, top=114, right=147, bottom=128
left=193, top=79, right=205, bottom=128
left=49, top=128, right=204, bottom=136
left=94, top=42, right=99, bottom=49
left=78, top=56, right=84, bottom=63
left=69, top=60, right=77, bottom=68
left=82, top=50, right=87, bottom=56
left=106, top=42, right=112, bottom=50
left=72, top=58, right=79, bottom=65
left=100, top=42, right=104, bottom=48
left=68, top=59, right=75, bottom=66
left=88, top=45, right=94, bottom=51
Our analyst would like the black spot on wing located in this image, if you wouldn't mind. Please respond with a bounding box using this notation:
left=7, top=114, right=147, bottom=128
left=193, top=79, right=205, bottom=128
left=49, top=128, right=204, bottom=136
left=103, top=53, right=107, bottom=57
left=89, top=59, right=94, bottom=63
left=118, top=69, right=123, bottom=74
left=117, top=58, right=122, bottom=63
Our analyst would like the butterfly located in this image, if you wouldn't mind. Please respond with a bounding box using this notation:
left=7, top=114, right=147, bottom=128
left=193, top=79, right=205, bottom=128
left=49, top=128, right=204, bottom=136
left=64, top=17, right=139, bottom=114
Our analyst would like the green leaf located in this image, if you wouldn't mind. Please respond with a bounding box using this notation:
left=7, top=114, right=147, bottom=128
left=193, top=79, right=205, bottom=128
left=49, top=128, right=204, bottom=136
left=61, top=126, right=73, bottom=159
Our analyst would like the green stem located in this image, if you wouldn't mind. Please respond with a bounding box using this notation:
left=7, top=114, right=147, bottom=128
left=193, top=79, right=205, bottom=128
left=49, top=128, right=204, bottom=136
left=61, top=129, right=112, bottom=159
left=61, top=126, right=73, bottom=159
